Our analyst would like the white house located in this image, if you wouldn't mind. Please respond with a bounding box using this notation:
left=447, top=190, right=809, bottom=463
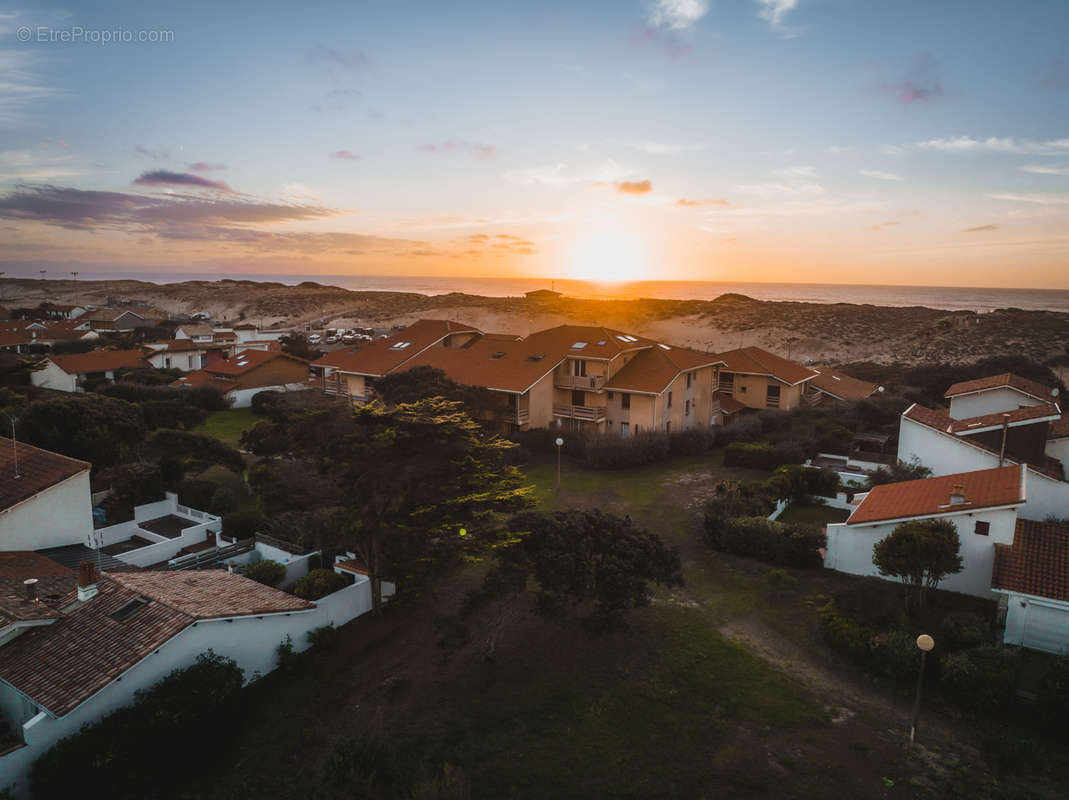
left=0, top=438, right=92, bottom=551
left=174, top=324, right=215, bottom=344
left=824, top=464, right=1027, bottom=598
left=30, top=350, right=149, bottom=393
left=991, top=519, right=1069, bottom=655
left=142, top=340, right=203, bottom=372
left=944, top=373, right=1060, bottom=419
left=0, top=563, right=385, bottom=793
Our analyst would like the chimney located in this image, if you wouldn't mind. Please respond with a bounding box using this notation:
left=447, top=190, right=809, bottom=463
left=949, top=484, right=966, bottom=506
left=23, top=578, right=38, bottom=603
left=77, top=561, right=99, bottom=602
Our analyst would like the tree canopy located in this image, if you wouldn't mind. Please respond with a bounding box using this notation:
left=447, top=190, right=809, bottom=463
left=873, top=518, right=963, bottom=613
left=15, top=394, right=145, bottom=468
left=372, top=366, right=509, bottom=423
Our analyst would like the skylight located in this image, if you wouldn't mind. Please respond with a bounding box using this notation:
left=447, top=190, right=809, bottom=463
left=389, top=341, right=412, bottom=350
left=111, top=596, right=150, bottom=622
left=616, top=334, right=638, bottom=343
left=570, top=341, right=587, bottom=349
left=658, top=343, right=670, bottom=350
left=596, top=340, right=607, bottom=345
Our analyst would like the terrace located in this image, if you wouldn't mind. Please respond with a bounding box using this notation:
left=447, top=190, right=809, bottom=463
left=92, top=493, right=222, bottom=568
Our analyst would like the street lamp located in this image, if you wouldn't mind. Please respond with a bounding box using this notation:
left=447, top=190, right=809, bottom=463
left=910, top=633, right=935, bottom=745
left=555, top=437, right=564, bottom=490
left=3, top=414, right=19, bottom=479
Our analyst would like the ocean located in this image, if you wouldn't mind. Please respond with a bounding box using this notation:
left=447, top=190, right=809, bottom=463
left=58, top=272, right=1069, bottom=313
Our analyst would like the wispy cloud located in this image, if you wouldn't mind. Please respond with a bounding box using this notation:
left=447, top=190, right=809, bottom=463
left=612, top=138, right=705, bottom=155
left=676, top=198, right=730, bottom=208
left=188, top=162, right=227, bottom=172
left=0, top=23, right=63, bottom=125
left=311, top=87, right=360, bottom=114
left=1021, top=164, right=1069, bottom=175
left=987, top=193, right=1069, bottom=206
left=329, top=150, right=360, bottom=161
left=914, top=136, right=1069, bottom=155
left=133, top=170, right=233, bottom=192
left=648, top=0, right=708, bottom=31
left=860, top=169, right=904, bottom=181
left=962, top=224, right=998, bottom=232
left=732, top=182, right=825, bottom=198
left=878, top=52, right=942, bottom=106
left=306, top=44, right=372, bottom=73
left=772, top=165, right=816, bottom=179
left=418, top=139, right=497, bottom=159
left=593, top=179, right=652, bottom=195
left=755, top=0, right=799, bottom=36
left=502, top=160, right=630, bottom=188
left=0, top=150, right=79, bottom=182
left=865, top=221, right=901, bottom=231
left=135, top=145, right=169, bottom=160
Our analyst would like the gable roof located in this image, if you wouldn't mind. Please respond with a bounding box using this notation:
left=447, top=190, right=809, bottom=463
left=603, top=344, right=723, bottom=395
left=0, top=571, right=313, bottom=716
left=173, top=349, right=307, bottom=389
left=809, top=367, right=879, bottom=401
left=0, top=553, right=76, bottom=626
left=716, top=346, right=818, bottom=386
left=949, top=403, right=1062, bottom=435
left=311, top=319, right=481, bottom=377
left=944, top=373, right=1056, bottom=403
left=847, top=464, right=1025, bottom=525
left=176, top=324, right=213, bottom=337
left=81, top=308, right=146, bottom=323
left=48, top=349, right=148, bottom=375
left=401, top=335, right=565, bottom=394
left=0, top=436, right=89, bottom=515
left=521, top=325, right=658, bottom=361
left=992, top=519, right=1069, bottom=602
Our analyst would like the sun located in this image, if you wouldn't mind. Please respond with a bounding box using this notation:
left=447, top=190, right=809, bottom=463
left=565, top=226, right=652, bottom=283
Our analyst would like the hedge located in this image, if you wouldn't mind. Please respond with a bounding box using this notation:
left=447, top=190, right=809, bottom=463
left=703, top=515, right=826, bottom=568
left=293, top=568, right=350, bottom=600
left=245, top=559, right=286, bottom=587
left=724, top=440, right=807, bottom=471
left=940, top=646, right=1020, bottom=714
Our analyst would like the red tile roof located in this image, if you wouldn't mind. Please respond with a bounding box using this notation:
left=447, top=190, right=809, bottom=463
left=335, top=558, right=369, bottom=575
left=1050, top=413, right=1069, bottom=440
left=809, top=367, right=879, bottom=401
left=312, top=319, right=481, bottom=377
left=108, top=571, right=314, bottom=618
left=172, top=349, right=306, bottom=389
left=521, top=325, right=659, bottom=361
left=944, top=373, right=1056, bottom=402
left=603, top=344, right=723, bottom=394
left=0, top=553, right=77, bottom=625
left=992, top=519, right=1069, bottom=602
left=847, top=464, right=1025, bottom=525
left=171, top=371, right=236, bottom=390
left=717, top=394, right=746, bottom=415
left=0, top=332, right=32, bottom=348
left=0, top=436, right=89, bottom=515
left=48, top=349, right=149, bottom=375
left=402, top=336, right=564, bottom=393
left=716, top=346, right=818, bottom=386
left=949, top=403, right=1062, bottom=434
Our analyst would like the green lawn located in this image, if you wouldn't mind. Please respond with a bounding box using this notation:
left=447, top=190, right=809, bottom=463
left=194, top=408, right=260, bottom=447
left=778, top=502, right=850, bottom=526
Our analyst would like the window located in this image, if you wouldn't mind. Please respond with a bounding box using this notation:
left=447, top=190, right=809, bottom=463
left=572, top=389, right=585, bottom=406
left=686, top=372, right=692, bottom=389
left=685, top=399, right=691, bottom=416
left=570, top=341, right=588, bottom=350
left=665, top=421, right=671, bottom=434
left=667, top=391, right=673, bottom=408
left=571, top=359, right=587, bottom=377
left=766, top=383, right=780, bottom=408
left=975, top=521, right=990, bottom=536
left=389, top=341, right=412, bottom=350
left=164, top=357, right=172, bottom=368
left=620, top=422, right=630, bottom=438
left=621, top=393, right=631, bottom=410
left=111, top=596, right=150, bottom=622
left=607, top=391, right=614, bottom=400
left=740, top=385, right=747, bottom=393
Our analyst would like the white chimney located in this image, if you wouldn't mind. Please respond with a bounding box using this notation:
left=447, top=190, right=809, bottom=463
left=77, top=561, right=99, bottom=602
left=23, top=578, right=38, bottom=603
left=949, top=484, right=966, bottom=506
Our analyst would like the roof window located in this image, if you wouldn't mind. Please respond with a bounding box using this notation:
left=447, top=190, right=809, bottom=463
left=526, top=353, right=544, bottom=362
left=111, top=596, right=150, bottom=622
left=491, top=351, right=506, bottom=359
left=658, top=343, right=670, bottom=350
left=570, top=342, right=587, bottom=350
left=389, top=341, right=412, bottom=350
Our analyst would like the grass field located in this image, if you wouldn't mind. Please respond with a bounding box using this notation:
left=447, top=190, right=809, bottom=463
left=194, top=408, right=260, bottom=447
left=778, top=502, right=851, bottom=526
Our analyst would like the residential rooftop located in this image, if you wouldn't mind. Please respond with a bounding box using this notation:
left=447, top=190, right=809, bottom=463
left=993, top=519, right=1069, bottom=603
left=716, top=346, right=819, bottom=386
left=48, top=349, right=148, bottom=375
left=944, top=373, right=1057, bottom=402
left=809, top=367, right=879, bottom=401
left=0, top=436, right=90, bottom=516
left=312, top=319, right=481, bottom=377
left=603, top=344, right=723, bottom=395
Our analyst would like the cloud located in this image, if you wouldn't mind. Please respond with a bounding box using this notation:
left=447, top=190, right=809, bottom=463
left=865, top=221, right=901, bottom=231
left=1020, top=164, right=1069, bottom=175
left=612, top=138, right=705, bottom=155
left=913, top=136, right=1069, bottom=156
left=860, top=169, right=904, bottom=181
left=329, top=150, right=360, bottom=161
left=0, top=44, right=62, bottom=124
left=772, top=165, right=816, bottom=179
left=0, top=149, right=79, bottom=182
left=962, top=224, right=998, bottom=233
left=502, top=163, right=570, bottom=187
left=755, top=0, right=798, bottom=28
left=879, top=52, right=942, bottom=105
left=312, top=87, right=360, bottom=114
left=418, top=139, right=497, bottom=159
left=648, top=0, right=708, bottom=31
left=135, top=145, right=169, bottom=160
left=676, top=198, right=730, bottom=207
left=593, top=179, right=652, bottom=195
left=987, top=193, right=1069, bottom=205
left=733, top=182, right=825, bottom=198
left=188, top=162, right=227, bottom=172
left=306, top=44, right=372, bottom=73
left=133, top=170, right=233, bottom=192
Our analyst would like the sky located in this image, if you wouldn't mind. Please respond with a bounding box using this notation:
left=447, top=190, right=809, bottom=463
left=1, top=0, right=1068, bottom=288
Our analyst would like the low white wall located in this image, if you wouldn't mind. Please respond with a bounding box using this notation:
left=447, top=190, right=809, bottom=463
left=1001, top=592, right=1069, bottom=654
left=228, top=383, right=312, bottom=408
left=92, top=520, right=167, bottom=549
left=767, top=499, right=789, bottom=521
left=222, top=543, right=317, bottom=589
left=116, top=520, right=219, bottom=568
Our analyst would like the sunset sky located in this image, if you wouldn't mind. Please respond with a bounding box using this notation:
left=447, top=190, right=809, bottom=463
left=1, top=0, right=1067, bottom=288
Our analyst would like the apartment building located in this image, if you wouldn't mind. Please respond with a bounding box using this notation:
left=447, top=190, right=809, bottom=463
left=715, top=346, right=819, bottom=411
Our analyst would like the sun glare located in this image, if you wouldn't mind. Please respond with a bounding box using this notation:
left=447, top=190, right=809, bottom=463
left=565, top=227, right=652, bottom=283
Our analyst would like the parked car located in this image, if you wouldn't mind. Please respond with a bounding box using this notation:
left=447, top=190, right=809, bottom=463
left=326, top=335, right=340, bottom=344
left=307, top=333, right=322, bottom=344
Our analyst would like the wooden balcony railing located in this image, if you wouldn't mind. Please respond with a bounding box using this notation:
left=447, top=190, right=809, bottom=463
left=553, top=404, right=607, bottom=422
left=555, top=373, right=606, bottom=391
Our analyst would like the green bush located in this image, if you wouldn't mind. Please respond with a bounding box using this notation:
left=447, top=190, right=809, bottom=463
left=222, top=510, right=265, bottom=541
left=582, top=431, right=670, bottom=469
left=715, top=415, right=762, bottom=444
left=704, top=515, right=826, bottom=568
left=938, top=611, right=991, bottom=651
left=175, top=478, right=217, bottom=510
left=31, top=652, right=243, bottom=800
left=245, top=559, right=286, bottom=587
left=723, top=440, right=807, bottom=471
left=667, top=426, right=718, bottom=456
left=209, top=487, right=236, bottom=515
left=251, top=390, right=284, bottom=415
left=819, top=601, right=879, bottom=665
left=940, top=646, right=1020, bottom=714
left=307, top=624, right=338, bottom=649
left=765, top=568, right=799, bottom=591
left=140, top=399, right=207, bottom=430
left=293, top=568, right=350, bottom=600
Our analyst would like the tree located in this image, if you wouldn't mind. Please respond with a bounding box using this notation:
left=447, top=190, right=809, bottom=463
left=872, top=518, right=963, bottom=613
left=372, top=366, right=509, bottom=423
left=280, top=334, right=322, bottom=361
left=471, top=510, right=683, bottom=637
left=16, top=394, right=145, bottom=468
left=145, top=429, right=246, bottom=473
left=244, top=398, right=532, bottom=611
left=865, top=458, right=932, bottom=489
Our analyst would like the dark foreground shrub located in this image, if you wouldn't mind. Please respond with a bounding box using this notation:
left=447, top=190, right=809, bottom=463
left=938, top=611, right=991, bottom=651
left=705, top=516, right=825, bottom=568
left=582, top=432, right=670, bottom=469
left=1037, top=657, right=1069, bottom=738
left=31, top=652, right=244, bottom=800
left=245, top=559, right=286, bottom=587
left=293, top=568, right=350, bottom=600
left=222, top=510, right=265, bottom=541
left=940, top=646, right=1020, bottom=714
left=723, top=440, right=806, bottom=471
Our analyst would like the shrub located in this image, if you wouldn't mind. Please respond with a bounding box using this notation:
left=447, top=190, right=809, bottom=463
left=208, top=487, right=236, bottom=515
left=723, top=440, right=807, bottom=471
left=293, top=568, right=350, bottom=600
left=938, top=611, right=991, bottom=651
left=222, top=510, right=265, bottom=541
left=31, top=652, right=243, bottom=800
left=765, top=568, right=799, bottom=591
left=175, top=478, right=217, bottom=510
left=582, top=431, right=670, bottom=469
left=765, top=464, right=839, bottom=502
left=307, top=624, right=338, bottom=649
left=245, top=559, right=286, bottom=587
left=715, top=415, right=762, bottom=444
left=276, top=634, right=298, bottom=671
left=667, top=426, right=718, bottom=456
left=702, top=480, right=778, bottom=543
left=704, top=516, right=826, bottom=568
left=940, top=646, right=1020, bottom=714
left=1036, top=657, right=1069, bottom=738
left=140, top=399, right=206, bottom=430
left=819, top=600, right=878, bottom=665
left=251, top=390, right=284, bottom=415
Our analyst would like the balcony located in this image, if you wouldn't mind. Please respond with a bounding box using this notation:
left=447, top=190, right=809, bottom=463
left=555, top=373, right=606, bottom=391
left=553, top=404, right=607, bottom=422
left=496, top=406, right=531, bottom=426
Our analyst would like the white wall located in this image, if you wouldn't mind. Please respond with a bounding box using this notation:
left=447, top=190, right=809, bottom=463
left=228, top=383, right=311, bottom=408
left=224, top=543, right=317, bottom=589
left=0, top=471, right=92, bottom=551
left=1047, top=437, right=1069, bottom=468
left=1001, top=593, right=1069, bottom=654
left=824, top=506, right=1019, bottom=598
left=949, top=388, right=1045, bottom=419
left=0, top=575, right=377, bottom=795
left=29, top=361, right=76, bottom=393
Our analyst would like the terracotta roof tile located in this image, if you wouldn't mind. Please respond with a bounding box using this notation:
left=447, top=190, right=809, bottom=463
left=809, top=367, right=879, bottom=401
left=992, top=519, right=1069, bottom=602
left=520, top=325, right=659, bottom=361
left=108, top=570, right=314, bottom=618
left=716, top=346, right=818, bottom=386
left=847, top=464, right=1025, bottom=525
left=402, top=336, right=564, bottom=393
left=949, top=403, right=1061, bottom=434
left=48, top=349, right=149, bottom=375
left=603, top=345, right=722, bottom=394
left=311, top=319, right=481, bottom=377
left=172, top=349, right=306, bottom=389
left=944, top=373, right=1056, bottom=402
left=717, top=394, right=746, bottom=414
left=335, top=558, right=369, bottom=575
left=0, top=436, right=89, bottom=515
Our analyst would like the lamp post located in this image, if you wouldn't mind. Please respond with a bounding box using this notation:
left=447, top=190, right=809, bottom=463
left=555, top=437, right=564, bottom=490
left=3, top=414, right=19, bottom=479
left=910, top=633, right=935, bottom=745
